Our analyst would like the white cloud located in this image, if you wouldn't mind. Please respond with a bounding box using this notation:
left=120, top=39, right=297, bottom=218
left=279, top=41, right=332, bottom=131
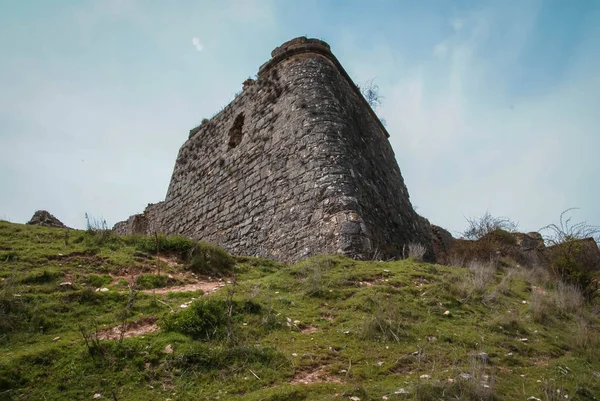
left=451, top=18, right=463, bottom=32
left=192, top=37, right=203, bottom=51
left=346, top=11, right=600, bottom=234
left=433, top=42, right=448, bottom=58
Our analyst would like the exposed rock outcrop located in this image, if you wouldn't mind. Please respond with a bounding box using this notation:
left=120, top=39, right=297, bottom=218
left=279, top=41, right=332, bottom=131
left=26, top=210, right=68, bottom=229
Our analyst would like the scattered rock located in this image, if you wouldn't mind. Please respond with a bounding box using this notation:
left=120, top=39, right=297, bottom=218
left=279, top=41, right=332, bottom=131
left=349, top=397, right=361, bottom=401
left=527, top=397, right=542, bottom=401
left=458, top=373, right=472, bottom=380
left=99, top=288, right=109, bottom=292
left=163, top=344, right=173, bottom=354
left=420, top=374, right=431, bottom=380
left=443, top=310, right=451, bottom=317
left=27, top=210, right=68, bottom=229
left=93, top=394, right=102, bottom=399
left=59, top=282, right=73, bottom=287
left=394, top=388, right=409, bottom=394
left=520, top=338, right=528, bottom=342
left=52, top=336, right=60, bottom=342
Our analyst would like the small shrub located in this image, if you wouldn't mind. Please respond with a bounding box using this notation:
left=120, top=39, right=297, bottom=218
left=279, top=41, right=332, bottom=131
left=84, top=213, right=119, bottom=248
left=295, top=258, right=335, bottom=297
left=133, top=235, right=197, bottom=259
left=551, top=281, right=584, bottom=315
left=357, top=78, right=384, bottom=109
left=496, top=270, right=515, bottom=295
left=77, top=288, right=100, bottom=304
left=261, top=304, right=284, bottom=331
left=520, top=264, right=552, bottom=287
left=172, top=343, right=288, bottom=374
left=548, top=240, right=598, bottom=299
left=304, top=263, right=325, bottom=297
left=360, top=295, right=409, bottom=342
left=461, top=211, right=518, bottom=241
left=21, top=270, right=62, bottom=285
left=188, top=241, right=234, bottom=276
left=464, top=259, right=497, bottom=296
left=85, top=274, right=112, bottom=288
left=541, top=208, right=600, bottom=245
left=162, top=298, right=228, bottom=340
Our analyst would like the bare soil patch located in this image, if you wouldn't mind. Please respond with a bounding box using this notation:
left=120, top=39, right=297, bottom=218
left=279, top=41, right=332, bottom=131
left=144, top=281, right=224, bottom=295
left=290, top=367, right=342, bottom=385
left=301, top=326, right=318, bottom=334
left=97, top=316, right=159, bottom=341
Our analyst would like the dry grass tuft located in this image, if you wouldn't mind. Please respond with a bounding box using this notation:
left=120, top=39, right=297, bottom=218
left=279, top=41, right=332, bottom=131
left=407, top=243, right=427, bottom=261
left=552, top=281, right=584, bottom=314
left=466, top=259, right=497, bottom=295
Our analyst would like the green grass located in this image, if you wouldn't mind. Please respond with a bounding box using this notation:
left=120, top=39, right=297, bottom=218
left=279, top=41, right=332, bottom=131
left=0, top=221, right=599, bottom=400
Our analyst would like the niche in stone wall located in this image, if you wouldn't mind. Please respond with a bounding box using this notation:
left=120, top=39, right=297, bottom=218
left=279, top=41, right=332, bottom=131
left=228, top=113, right=245, bottom=149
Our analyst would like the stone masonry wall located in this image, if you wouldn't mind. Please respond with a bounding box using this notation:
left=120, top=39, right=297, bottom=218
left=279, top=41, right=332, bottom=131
left=114, top=37, right=433, bottom=263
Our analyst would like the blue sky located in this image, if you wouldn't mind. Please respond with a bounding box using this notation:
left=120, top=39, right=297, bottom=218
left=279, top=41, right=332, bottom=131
left=1, top=0, right=599, bottom=237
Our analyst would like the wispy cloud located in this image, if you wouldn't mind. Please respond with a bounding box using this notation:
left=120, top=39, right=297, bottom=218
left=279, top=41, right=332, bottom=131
left=451, top=18, right=463, bottom=32
left=192, top=37, right=203, bottom=52
left=346, top=6, right=600, bottom=234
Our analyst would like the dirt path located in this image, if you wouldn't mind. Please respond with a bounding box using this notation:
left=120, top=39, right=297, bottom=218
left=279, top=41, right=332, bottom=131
left=142, top=281, right=224, bottom=295
left=97, top=316, right=159, bottom=340
left=98, top=275, right=227, bottom=340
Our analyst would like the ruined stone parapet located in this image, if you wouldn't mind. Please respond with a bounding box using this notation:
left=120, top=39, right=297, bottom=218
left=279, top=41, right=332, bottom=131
left=113, top=202, right=165, bottom=236
left=114, top=37, right=433, bottom=262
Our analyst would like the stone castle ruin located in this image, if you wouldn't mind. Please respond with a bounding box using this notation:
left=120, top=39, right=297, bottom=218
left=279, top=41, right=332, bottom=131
left=114, top=37, right=434, bottom=262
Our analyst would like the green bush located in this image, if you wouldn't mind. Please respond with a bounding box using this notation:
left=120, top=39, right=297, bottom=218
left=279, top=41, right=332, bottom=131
left=20, top=270, right=62, bottom=285
left=162, top=298, right=229, bottom=340
left=188, top=241, right=234, bottom=276
left=85, top=274, right=112, bottom=288
left=172, top=343, right=287, bottom=373
left=548, top=240, right=598, bottom=299
left=162, top=298, right=263, bottom=340
left=133, top=235, right=197, bottom=258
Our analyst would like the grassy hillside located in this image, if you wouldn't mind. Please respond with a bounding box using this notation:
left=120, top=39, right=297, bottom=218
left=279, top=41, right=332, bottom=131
left=0, top=221, right=599, bottom=400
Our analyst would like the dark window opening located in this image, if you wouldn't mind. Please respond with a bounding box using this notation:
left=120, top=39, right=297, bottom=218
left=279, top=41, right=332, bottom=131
left=228, top=113, right=245, bottom=149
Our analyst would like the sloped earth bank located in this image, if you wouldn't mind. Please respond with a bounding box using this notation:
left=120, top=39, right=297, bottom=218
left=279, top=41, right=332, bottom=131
left=2, top=222, right=599, bottom=400
left=98, top=275, right=226, bottom=340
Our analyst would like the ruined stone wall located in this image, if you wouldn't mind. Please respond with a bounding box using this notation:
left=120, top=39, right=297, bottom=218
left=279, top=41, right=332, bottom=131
left=114, top=37, right=433, bottom=262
